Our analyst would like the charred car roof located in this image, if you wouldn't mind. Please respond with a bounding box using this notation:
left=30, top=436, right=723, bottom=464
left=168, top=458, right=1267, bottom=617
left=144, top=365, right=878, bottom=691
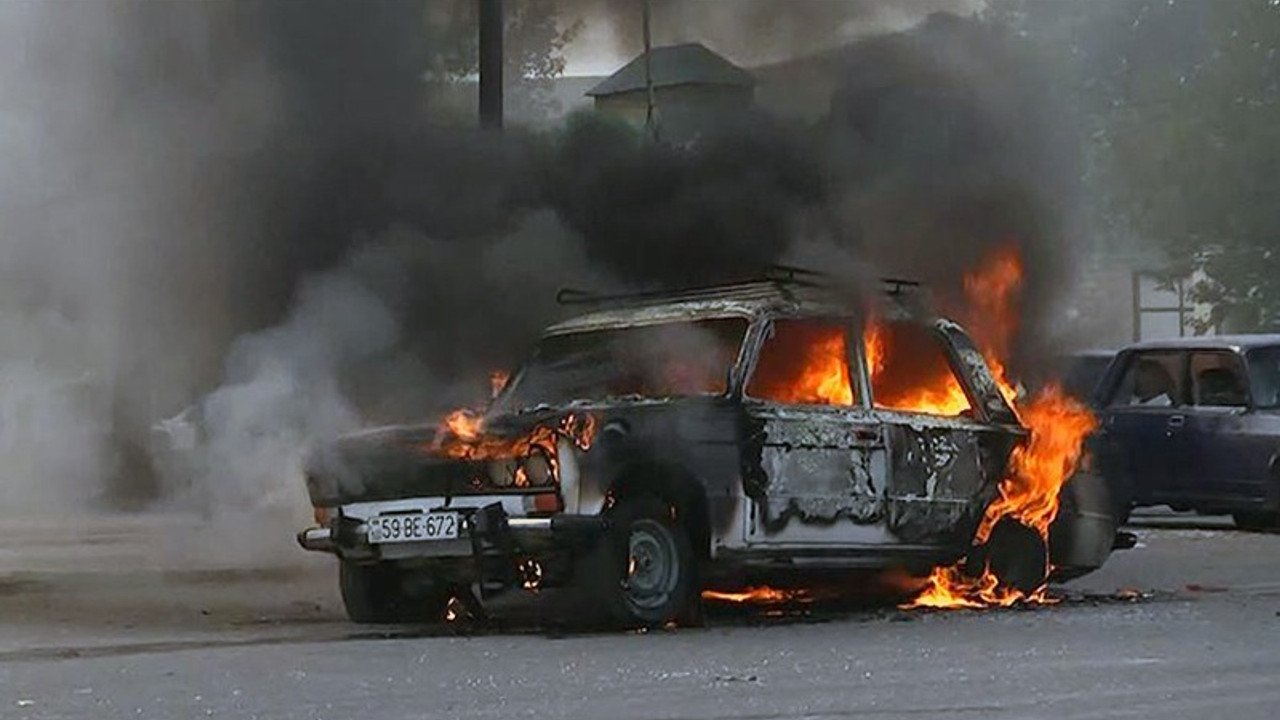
left=545, top=276, right=920, bottom=336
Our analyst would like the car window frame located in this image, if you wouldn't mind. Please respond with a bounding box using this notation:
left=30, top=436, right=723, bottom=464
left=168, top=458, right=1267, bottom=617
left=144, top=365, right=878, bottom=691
left=740, top=313, right=871, bottom=410
left=492, top=317, right=753, bottom=413
left=1243, top=345, right=1280, bottom=410
left=1104, top=349, right=1188, bottom=410
left=1188, top=349, right=1252, bottom=410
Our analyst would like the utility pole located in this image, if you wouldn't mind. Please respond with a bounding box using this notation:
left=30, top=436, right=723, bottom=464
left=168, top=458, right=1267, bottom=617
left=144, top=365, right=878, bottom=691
left=643, top=0, right=658, bottom=142
left=479, top=0, right=503, bottom=130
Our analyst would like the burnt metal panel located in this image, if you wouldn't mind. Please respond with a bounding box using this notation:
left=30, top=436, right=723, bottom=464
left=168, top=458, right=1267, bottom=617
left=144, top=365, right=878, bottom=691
left=882, top=418, right=990, bottom=543
left=743, top=407, right=887, bottom=537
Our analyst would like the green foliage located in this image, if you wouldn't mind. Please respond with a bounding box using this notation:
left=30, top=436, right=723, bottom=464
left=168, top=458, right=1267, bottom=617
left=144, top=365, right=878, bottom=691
left=995, top=0, right=1280, bottom=332
left=1111, top=1, right=1280, bottom=331
left=423, top=0, right=584, bottom=121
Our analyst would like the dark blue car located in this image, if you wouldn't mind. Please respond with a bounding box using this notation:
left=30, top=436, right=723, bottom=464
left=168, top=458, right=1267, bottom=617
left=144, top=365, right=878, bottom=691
left=1091, top=335, right=1280, bottom=530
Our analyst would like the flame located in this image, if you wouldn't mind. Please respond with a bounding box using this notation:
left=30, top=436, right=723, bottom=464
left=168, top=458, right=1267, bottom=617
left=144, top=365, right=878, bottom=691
left=443, top=409, right=485, bottom=442
left=895, top=248, right=1097, bottom=609
left=866, top=320, right=973, bottom=416
left=701, top=586, right=810, bottom=605
left=905, top=563, right=1055, bottom=609
left=427, top=410, right=597, bottom=488
left=753, top=324, right=855, bottom=405
left=735, top=247, right=1091, bottom=609
left=804, top=330, right=856, bottom=405
left=976, top=385, right=1098, bottom=544
left=489, top=370, right=510, bottom=399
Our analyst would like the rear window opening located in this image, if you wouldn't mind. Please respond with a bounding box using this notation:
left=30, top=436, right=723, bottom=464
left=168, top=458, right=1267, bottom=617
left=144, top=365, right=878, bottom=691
left=747, top=319, right=858, bottom=406
left=867, top=320, right=972, bottom=416
left=1109, top=351, right=1182, bottom=408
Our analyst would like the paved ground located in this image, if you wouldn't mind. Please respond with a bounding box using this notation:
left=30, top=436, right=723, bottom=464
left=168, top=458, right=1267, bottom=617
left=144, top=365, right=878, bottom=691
left=1, top=509, right=1279, bottom=719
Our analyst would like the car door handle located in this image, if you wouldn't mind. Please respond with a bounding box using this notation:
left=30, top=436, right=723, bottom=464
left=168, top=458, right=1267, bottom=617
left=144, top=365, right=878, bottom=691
left=1167, top=415, right=1185, bottom=428
left=853, top=428, right=880, bottom=442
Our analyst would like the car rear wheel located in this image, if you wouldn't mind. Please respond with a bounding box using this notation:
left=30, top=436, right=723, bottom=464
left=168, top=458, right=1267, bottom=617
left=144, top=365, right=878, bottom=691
left=589, top=496, right=699, bottom=628
left=339, top=560, right=450, bottom=624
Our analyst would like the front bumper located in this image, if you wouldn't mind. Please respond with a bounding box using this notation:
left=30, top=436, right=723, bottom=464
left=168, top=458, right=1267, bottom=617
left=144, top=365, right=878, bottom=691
left=297, top=500, right=605, bottom=561
left=297, top=526, right=335, bottom=552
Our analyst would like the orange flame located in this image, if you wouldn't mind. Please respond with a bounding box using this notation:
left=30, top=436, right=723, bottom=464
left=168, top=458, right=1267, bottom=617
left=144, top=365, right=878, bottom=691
left=752, top=324, right=855, bottom=405
left=977, top=385, right=1098, bottom=544
left=898, top=248, right=1097, bottom=609
left=443, top=409, right=485, bottom=442
left=701, top=586, right=810, bottom=605
left=866, top=320, right=973, bottom=416
left=776, top=246, right=1093, bottom=608
left=489, top=370, right=511, bottom=399
left=428, top=410, right=597, bottom=489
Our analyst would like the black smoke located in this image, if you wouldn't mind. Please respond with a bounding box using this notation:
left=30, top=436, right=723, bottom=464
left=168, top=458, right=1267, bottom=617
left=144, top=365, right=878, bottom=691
left=6, top=1, right=1080, bottom=511
left=177, top=3, right=1076, bottom=411
left=102, top=0, right=1073, bottom=396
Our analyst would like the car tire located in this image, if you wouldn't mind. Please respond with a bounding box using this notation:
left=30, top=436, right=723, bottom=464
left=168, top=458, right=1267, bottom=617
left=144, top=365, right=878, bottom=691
left=339, top=560, right=449, bottom=624
left=589, top=496, right=700, bottom=629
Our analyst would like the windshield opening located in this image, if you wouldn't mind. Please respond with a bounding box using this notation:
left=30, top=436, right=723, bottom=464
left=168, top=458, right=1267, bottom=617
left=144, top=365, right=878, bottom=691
left=495, top=318, right=748, bottom=412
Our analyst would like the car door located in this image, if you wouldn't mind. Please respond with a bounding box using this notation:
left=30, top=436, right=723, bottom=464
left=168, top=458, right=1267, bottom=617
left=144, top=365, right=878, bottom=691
left=739, top=316, right=889, bottom=547
left=1095, top=350, right=1188, bottom=507
left=1184, top=350, right=1271, bottom=507
left=867, top=318, right=1017, bottom=544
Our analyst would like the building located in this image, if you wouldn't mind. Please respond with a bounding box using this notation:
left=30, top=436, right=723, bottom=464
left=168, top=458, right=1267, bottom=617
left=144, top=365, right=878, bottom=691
left=586, top=43, right=755, bottom=143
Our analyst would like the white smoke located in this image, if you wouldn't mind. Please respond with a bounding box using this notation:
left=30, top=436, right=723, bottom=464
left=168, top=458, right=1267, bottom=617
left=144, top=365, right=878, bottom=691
left=166, top=270, right=398, bottom=515
left=0, top=2, right=281, bottom=527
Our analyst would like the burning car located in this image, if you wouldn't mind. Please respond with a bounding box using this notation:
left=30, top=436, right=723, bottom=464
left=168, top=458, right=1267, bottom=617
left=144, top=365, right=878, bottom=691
left=297, top=265, right=1118, bottom=625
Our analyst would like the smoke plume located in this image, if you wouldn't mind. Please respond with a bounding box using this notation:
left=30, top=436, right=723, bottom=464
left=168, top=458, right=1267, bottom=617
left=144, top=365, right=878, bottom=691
left=0, top=0, right=1077, bottom=566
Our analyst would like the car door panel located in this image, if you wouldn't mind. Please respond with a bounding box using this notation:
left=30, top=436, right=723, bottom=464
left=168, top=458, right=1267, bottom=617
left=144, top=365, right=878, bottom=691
left=1095, top=350, right=1188, bottom=507
left=744, top=406, right=890, bottom=545
left=1183, top=351, right=1266, bottom=507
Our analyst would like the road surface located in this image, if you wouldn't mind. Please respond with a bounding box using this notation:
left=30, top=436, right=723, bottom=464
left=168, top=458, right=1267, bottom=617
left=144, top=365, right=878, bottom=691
left=1, top=509, right=1278, bottom=719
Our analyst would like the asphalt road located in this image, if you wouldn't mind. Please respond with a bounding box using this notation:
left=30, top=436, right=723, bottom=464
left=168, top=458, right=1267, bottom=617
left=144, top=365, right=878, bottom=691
left=2, top=510, right=1279, bottom=720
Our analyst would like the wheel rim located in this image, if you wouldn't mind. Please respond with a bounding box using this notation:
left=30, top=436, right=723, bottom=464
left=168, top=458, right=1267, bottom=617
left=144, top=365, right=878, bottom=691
left=624, top=519, right=679, bottom=611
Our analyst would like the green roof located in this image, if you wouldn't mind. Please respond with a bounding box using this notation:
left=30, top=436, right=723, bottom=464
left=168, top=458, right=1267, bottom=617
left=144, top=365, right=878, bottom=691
left=586, top=43, right=755, bottom=97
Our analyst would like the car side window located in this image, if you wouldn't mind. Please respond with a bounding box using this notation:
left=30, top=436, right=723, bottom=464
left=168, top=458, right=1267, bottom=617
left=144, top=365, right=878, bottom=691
left=1109, top=351, right=1183, bottom=408
left=1190, top=351, right=1249, bottom=408
left=747, top=318, right=857, bottom=406
left=868, top=319, right=975, bottom=417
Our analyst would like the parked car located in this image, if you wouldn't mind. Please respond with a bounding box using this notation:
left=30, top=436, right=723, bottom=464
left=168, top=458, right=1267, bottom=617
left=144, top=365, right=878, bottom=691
left=297, top=273, right=1118, bottom=626
left=1090, top=335, right=1280, bottom=529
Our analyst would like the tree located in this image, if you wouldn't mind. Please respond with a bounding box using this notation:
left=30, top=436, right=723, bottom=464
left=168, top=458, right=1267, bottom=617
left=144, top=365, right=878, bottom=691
left=991, top=1, right=1280, bottom=332
left=423, top=0, right=584, bottom=123
left=1104, top=1, right=1280, bottom=331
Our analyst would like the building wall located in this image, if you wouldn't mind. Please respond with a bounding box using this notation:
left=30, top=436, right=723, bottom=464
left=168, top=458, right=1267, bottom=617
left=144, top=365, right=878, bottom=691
left=593, top=84, right=755, bottom=142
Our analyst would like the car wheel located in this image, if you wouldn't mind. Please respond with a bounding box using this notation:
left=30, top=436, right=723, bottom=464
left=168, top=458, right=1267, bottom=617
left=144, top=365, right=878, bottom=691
left=339, top=560, right=450, bottom=624
left=1231, top=511, right=1277, bottom=532
left=978, top=518, right=1048, bottom=595
left=591, top=496, right=699, bottom=628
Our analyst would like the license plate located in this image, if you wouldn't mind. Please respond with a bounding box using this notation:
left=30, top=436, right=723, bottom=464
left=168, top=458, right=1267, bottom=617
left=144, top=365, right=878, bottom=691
left=366, top=513, right=460, bottom=544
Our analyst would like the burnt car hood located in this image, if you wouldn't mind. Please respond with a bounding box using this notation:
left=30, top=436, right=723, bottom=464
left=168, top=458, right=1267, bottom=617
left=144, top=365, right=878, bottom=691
left=301, top=410, right=568, bottom=508
left=303, top=423, right=467, bottom=507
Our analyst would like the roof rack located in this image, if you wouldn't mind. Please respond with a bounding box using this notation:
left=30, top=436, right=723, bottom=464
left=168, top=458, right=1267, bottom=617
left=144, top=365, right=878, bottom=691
left=555, top=265, right=922, bottom=308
